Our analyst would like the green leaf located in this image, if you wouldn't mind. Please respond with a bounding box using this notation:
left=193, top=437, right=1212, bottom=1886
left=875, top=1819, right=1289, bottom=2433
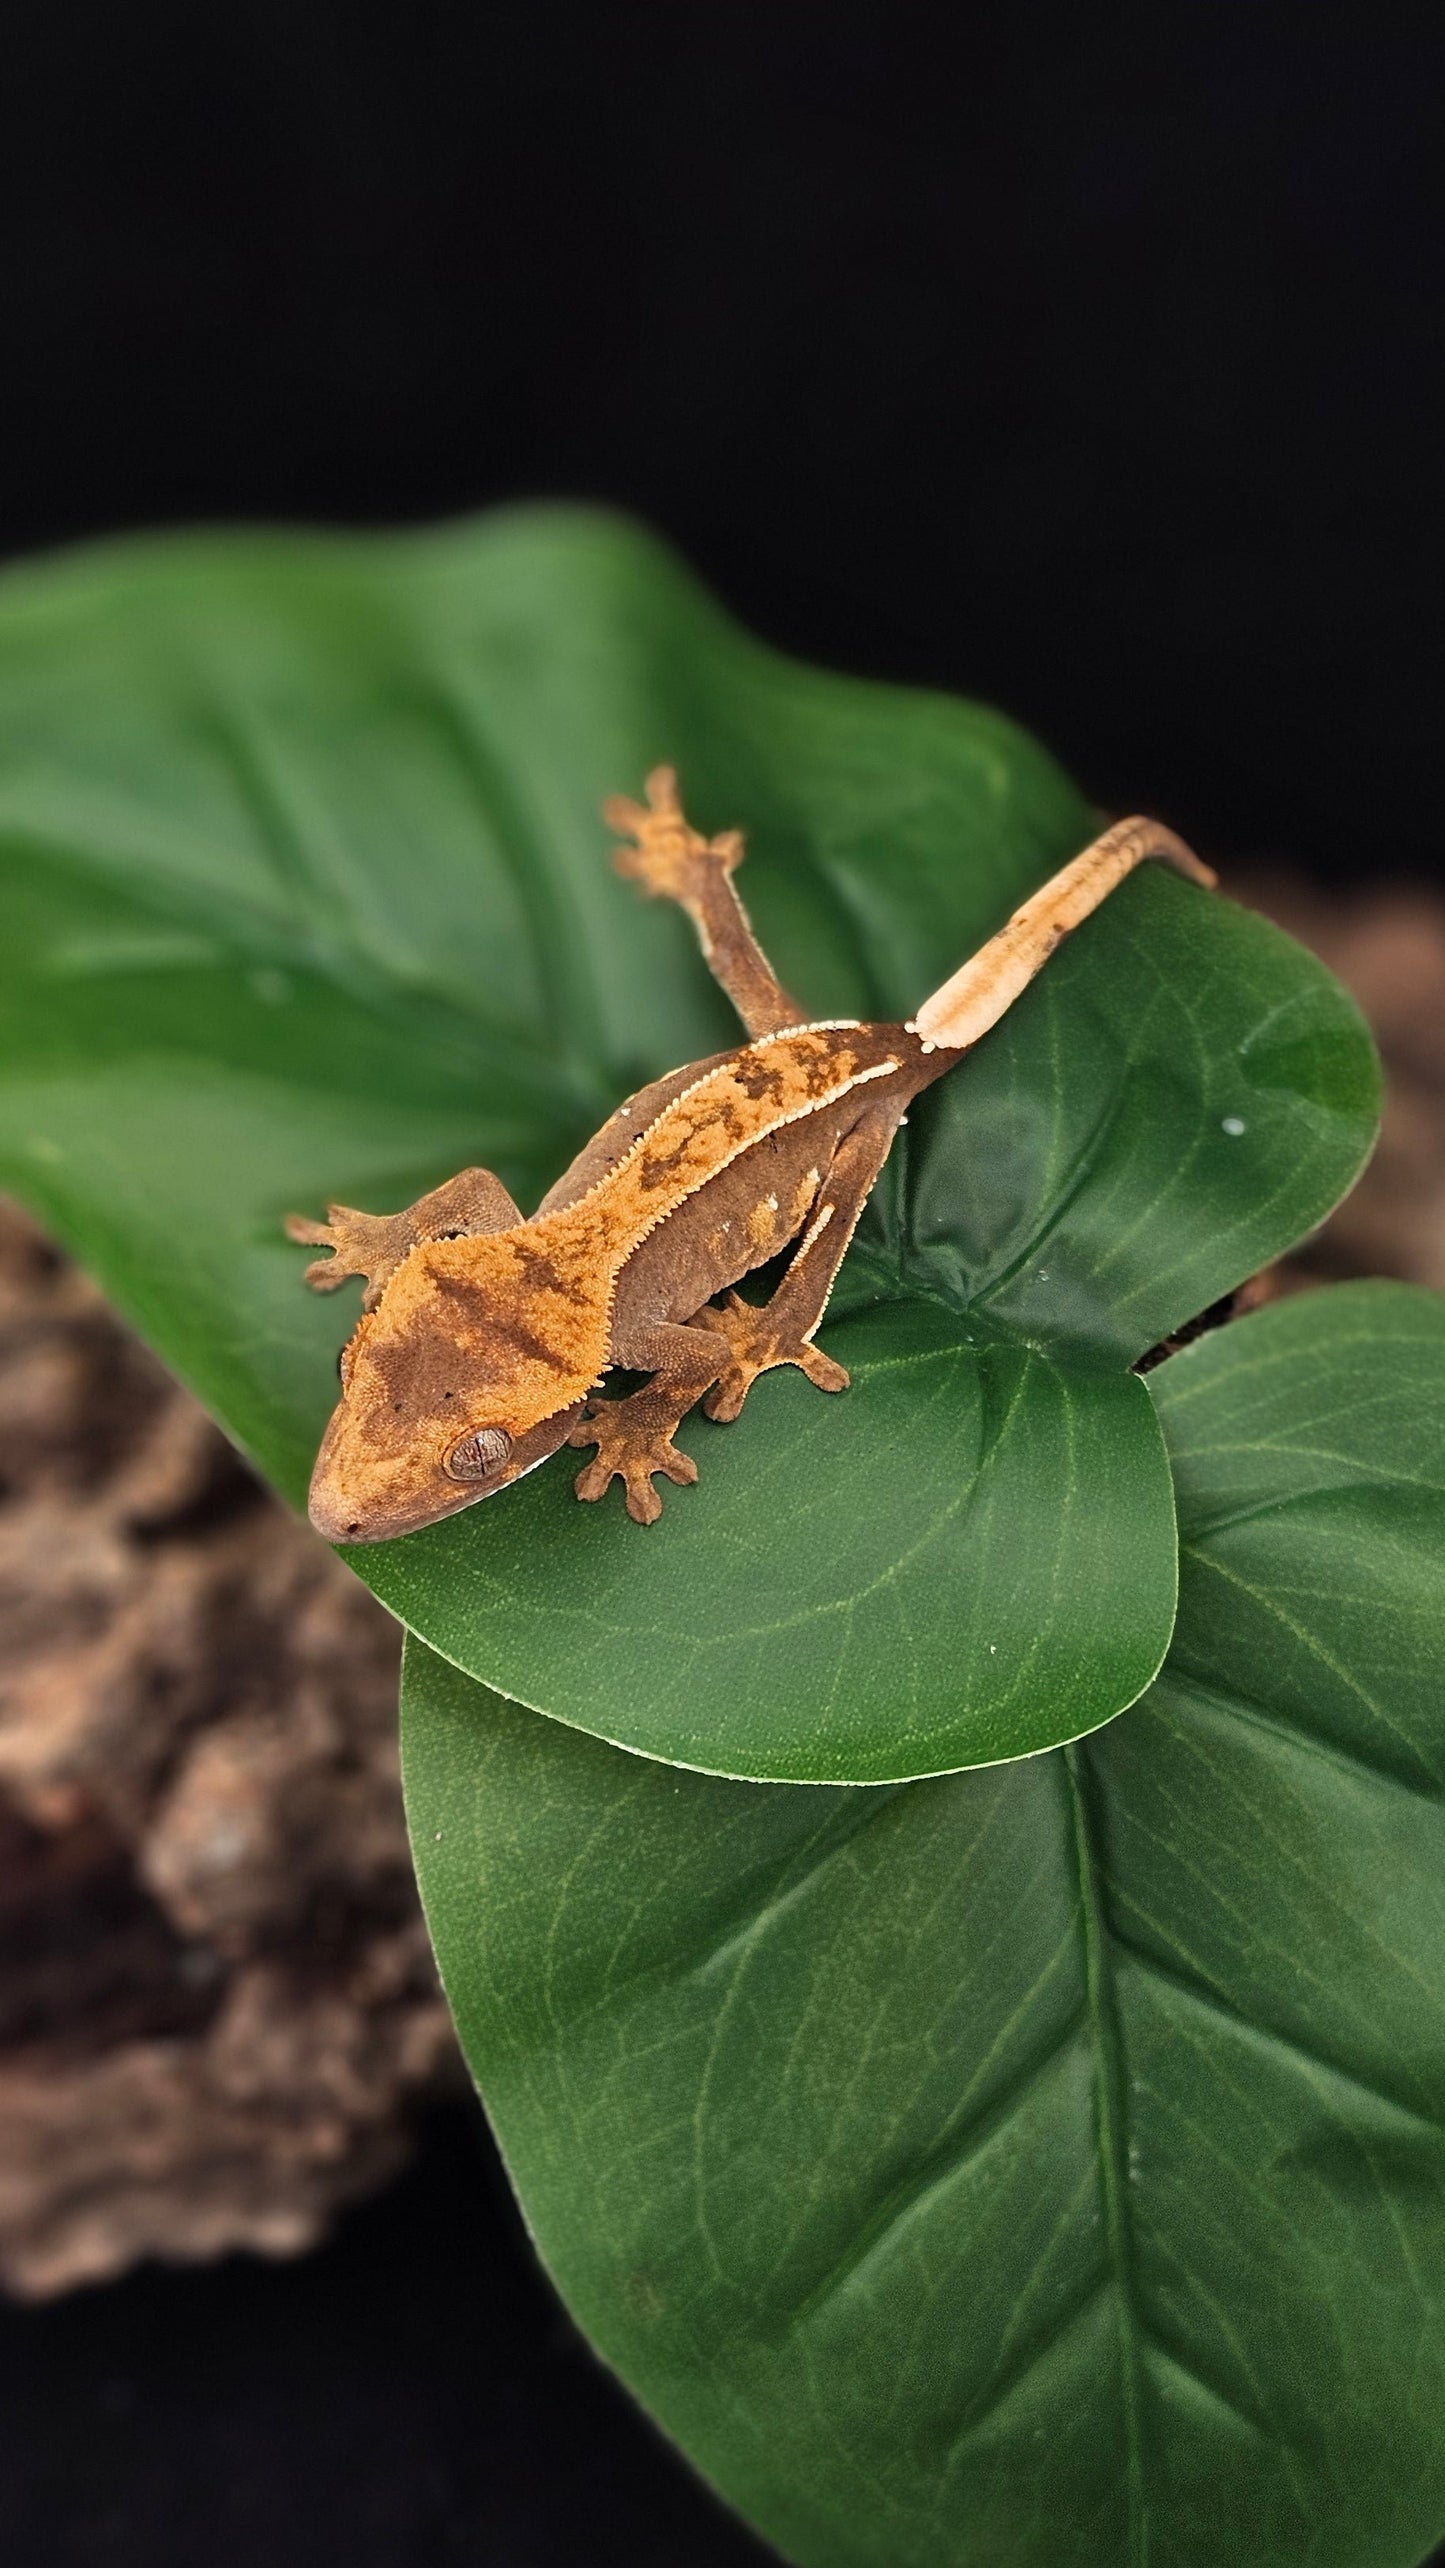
left=0, top=509, right=1378, bottom=1777
left=402, top=1284, right=1445, bottom=2568
left=368, top=1306, right=1177, bottom=1779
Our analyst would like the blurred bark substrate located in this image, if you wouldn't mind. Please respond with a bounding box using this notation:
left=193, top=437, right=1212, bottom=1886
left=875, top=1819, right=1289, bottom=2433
left=0, top=872, right=1440, bottom=2303
left=1247, top=874, right=1445, bottom=1292
left=0, top=1219, right=457, bottom=2300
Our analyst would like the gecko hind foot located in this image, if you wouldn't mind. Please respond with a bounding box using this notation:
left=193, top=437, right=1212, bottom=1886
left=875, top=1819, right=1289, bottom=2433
left=701, top=1292, right=851, bottom=1423
left=605, top=765, right=744, bottom=907
left=568, top=1397, right=699, bottom=1527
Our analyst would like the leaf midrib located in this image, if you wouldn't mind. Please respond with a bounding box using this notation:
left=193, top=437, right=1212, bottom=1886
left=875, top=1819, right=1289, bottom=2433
left=1064, top=1740, right=1148, bottom=2568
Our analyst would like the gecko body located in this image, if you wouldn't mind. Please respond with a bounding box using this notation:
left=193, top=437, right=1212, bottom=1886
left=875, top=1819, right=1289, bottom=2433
left=291, top=772, right=1212, bottom=1533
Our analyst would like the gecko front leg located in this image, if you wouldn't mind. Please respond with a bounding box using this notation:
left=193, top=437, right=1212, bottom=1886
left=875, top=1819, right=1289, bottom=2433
left=606, top=765, right=808, bottom=1039
left=703, top=1106, right=903, bottom=1421
left=286, top=1166, right=523, bottom=1310
left=568, top=1318, right=729, bottom=1525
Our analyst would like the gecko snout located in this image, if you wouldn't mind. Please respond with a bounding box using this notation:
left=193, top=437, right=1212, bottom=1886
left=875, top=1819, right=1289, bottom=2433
left=307, top=1394, right=587, bottom=1544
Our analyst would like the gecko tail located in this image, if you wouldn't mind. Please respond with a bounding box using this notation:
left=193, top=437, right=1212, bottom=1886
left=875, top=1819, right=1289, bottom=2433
left=910, top=816, right=1216, bottom=1054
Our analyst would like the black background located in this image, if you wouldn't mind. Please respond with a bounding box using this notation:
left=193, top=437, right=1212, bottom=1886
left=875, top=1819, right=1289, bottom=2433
left=0, top=2107, right=775, bottom=2567
left=2, top=8, right=1443, bottom=2564
left=2, top=4, right=1442, bottom=886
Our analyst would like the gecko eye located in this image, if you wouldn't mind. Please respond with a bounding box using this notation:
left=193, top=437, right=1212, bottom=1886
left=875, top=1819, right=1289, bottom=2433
left=446, top=1425, right=512, bottom=1482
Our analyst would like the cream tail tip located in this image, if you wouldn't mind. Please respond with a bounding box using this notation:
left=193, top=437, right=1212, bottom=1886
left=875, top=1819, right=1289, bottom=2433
left=912, top=816, right=1216, bottom=1054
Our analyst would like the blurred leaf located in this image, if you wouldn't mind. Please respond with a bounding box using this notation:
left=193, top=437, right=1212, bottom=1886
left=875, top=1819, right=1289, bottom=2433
left=404, top=1285, right=1445, bottom=2568
left=0, top=509, right=1378, bottom=1775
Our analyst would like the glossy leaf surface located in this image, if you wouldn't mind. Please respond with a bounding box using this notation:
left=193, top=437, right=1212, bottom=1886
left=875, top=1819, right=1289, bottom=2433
left=404, top=1285, right=1445, bottom=2568
left=0, top=511, right=1378, bottom=1775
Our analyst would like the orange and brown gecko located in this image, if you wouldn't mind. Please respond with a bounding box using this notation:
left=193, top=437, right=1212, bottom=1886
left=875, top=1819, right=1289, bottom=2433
left=289, top=769, right=1214, bottom=1535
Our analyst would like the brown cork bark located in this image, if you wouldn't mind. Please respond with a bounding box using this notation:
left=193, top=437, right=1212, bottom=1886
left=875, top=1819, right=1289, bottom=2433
left=1239, top=872, right=1445, bottom=1294
left=0, top=1201, right=458, bottom=2301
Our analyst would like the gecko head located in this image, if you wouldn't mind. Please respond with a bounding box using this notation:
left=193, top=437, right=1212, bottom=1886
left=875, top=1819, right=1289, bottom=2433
left=306, top=1229, right=605, bottom=1543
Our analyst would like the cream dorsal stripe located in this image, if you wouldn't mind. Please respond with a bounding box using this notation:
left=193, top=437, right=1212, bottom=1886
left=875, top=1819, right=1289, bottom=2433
left=541, top=1037, right=902, bottom=1272
left=366, top=1030, right=894, bottom=1314
left=911, top=816, right=1216, bottom=1054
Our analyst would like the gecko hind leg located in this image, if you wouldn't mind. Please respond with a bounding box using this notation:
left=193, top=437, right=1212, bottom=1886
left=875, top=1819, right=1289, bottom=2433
left=703, top=1106, right=902, bottom=1422
left=285, top=1166, right=522, bottom=1310
left=703, top=1293, right=851, bottom=1420
left=605, top=765, right=808, bottom=1040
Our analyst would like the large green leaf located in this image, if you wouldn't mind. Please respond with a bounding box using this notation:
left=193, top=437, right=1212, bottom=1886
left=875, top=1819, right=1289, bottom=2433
left=402, top=1283, right=1445, bottom=2568
left=0, top=510, right=1378, bottom=1777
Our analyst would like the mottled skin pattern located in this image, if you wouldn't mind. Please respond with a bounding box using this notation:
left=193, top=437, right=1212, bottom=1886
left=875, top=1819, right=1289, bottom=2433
left=291, top=770, right=1213, bottom=1531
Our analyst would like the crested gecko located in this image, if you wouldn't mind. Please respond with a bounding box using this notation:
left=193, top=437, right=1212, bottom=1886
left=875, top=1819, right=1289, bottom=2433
left=290, top=769, right=1213, bottom=1535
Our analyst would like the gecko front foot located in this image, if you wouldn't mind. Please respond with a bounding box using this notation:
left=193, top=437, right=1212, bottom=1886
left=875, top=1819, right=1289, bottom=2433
left=284, top=1203, right=414, bottom=1310
left=701, top=1292, right=851, bottom=1423
left=605, top=765, right=744, bottom=907
left=568, top=1397, right=699, bottom=1527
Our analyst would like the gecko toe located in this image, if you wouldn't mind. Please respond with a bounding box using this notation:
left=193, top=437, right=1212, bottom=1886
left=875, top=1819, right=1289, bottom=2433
left=302, top=1257, right=352, bottom=1294
left=284, top=1213, right=333, bottom=1247
left=624, top=1476, right=665, bottom=1527
left=797, top=1345, right=850, bottom=1394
